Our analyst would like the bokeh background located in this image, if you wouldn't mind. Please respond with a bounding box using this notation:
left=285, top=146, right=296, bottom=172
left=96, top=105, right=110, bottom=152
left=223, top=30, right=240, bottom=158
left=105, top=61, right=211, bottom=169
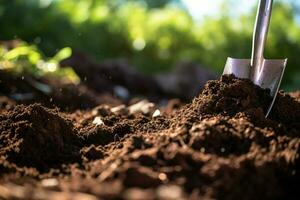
left=0, top=0, right=299, bottom=91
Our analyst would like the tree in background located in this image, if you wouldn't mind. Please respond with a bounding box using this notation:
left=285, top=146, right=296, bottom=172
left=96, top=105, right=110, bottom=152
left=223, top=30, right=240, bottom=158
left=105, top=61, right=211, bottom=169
left=0, top=0, right=299, bottom=90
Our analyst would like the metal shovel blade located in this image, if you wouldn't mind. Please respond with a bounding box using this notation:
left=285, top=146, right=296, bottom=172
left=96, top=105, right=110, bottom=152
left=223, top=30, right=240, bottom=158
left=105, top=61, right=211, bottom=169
left=222, top=0, right=287, bottom=117
left=223, top=57, right=287, bottom=116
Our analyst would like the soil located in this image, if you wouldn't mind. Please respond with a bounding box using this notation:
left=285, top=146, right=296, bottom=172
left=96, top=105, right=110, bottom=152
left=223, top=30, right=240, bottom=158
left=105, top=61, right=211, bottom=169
left=0, top=70, right=121, bottom=111
left=0, top=73, right=299, bottom=200
left=0, top=50, right=216, bottom=110
left=60, top=53, right=166, bottom=102
left=60, top=52, right=217, bottom=101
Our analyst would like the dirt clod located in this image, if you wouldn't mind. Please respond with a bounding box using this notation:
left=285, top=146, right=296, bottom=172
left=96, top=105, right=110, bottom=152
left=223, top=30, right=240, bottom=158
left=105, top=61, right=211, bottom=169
left=0, top=104, right=81, bottom=171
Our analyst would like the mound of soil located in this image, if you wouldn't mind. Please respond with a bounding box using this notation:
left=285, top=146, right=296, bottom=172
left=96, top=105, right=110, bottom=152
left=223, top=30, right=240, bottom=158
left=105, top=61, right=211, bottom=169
left=0, top=75, right=299, bottom=200
left=0, top=104, right=81, bottom=171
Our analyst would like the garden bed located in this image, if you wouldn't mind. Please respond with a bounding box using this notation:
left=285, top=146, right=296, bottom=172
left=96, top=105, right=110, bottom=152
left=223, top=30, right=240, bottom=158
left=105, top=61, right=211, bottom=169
left=0, top=73, right=299, bottom=200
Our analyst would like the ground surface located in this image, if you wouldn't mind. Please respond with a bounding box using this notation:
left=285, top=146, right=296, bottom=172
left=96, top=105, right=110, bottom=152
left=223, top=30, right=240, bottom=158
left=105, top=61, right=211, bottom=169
left=0, top=70, right=299, bottom=200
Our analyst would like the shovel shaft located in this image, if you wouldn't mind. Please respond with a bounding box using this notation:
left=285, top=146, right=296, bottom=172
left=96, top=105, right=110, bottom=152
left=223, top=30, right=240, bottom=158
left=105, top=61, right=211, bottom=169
left=251, top=0, right=273, bottom=77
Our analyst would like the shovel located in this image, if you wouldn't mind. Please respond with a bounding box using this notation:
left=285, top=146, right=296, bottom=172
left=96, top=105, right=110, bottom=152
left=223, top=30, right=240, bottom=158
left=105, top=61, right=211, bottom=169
left=223, top=0, right=287, bottom=117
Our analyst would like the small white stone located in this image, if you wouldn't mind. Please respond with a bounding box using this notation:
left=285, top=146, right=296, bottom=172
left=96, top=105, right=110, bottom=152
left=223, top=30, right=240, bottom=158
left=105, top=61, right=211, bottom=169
left=41, top=178, right=58, bottom=188
left=92, top=117, right=104, bottom=126
left=110, top=105, right=126, bottom=113
left=152, top=109, right=161, bottom=118
left=129, top=100, right=154, bottom=114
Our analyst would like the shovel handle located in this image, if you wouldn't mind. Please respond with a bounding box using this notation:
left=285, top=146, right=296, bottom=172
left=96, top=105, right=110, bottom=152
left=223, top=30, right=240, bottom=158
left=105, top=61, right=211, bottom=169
left=251, top=0, right=273, bottom=73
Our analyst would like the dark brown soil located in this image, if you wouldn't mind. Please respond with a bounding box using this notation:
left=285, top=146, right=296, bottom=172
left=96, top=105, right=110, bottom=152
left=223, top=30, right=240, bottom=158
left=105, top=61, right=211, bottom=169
left=0, top=51, right=216, bottom=110
left=60, top=52, right=164, bottom=100
left=0, top=74, right=299, bottom=200
left=0, top=70, right=121, bottom=111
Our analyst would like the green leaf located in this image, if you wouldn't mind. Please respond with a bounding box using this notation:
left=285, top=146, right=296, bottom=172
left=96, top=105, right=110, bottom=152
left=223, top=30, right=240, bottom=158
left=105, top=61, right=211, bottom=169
left=52, top=47, right=72, bottom=62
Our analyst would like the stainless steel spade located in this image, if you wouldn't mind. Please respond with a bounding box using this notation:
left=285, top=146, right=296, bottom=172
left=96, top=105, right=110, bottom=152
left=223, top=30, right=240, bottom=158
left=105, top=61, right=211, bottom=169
left=223, top=0, right=287, bottom=117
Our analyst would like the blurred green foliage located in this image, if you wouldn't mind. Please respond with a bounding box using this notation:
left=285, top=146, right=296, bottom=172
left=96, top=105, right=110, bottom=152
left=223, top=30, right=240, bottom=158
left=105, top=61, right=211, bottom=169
left=0, top=42, right=79, bottom=83
left=0, top=0, right=299, bottom=90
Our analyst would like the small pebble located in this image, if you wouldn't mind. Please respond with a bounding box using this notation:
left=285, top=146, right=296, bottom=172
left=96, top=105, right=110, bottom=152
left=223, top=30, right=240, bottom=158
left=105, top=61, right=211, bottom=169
left=129, top=100, right=155, bottom=114
left=92, top=117, right=104, bottom=126
left=41, top=178, right=58, bottom=188
left=110, top=105, right=126, bottom=114
left=152, top=109, right=161, bottom=118
left=158, top=173, right=167, bottom=181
